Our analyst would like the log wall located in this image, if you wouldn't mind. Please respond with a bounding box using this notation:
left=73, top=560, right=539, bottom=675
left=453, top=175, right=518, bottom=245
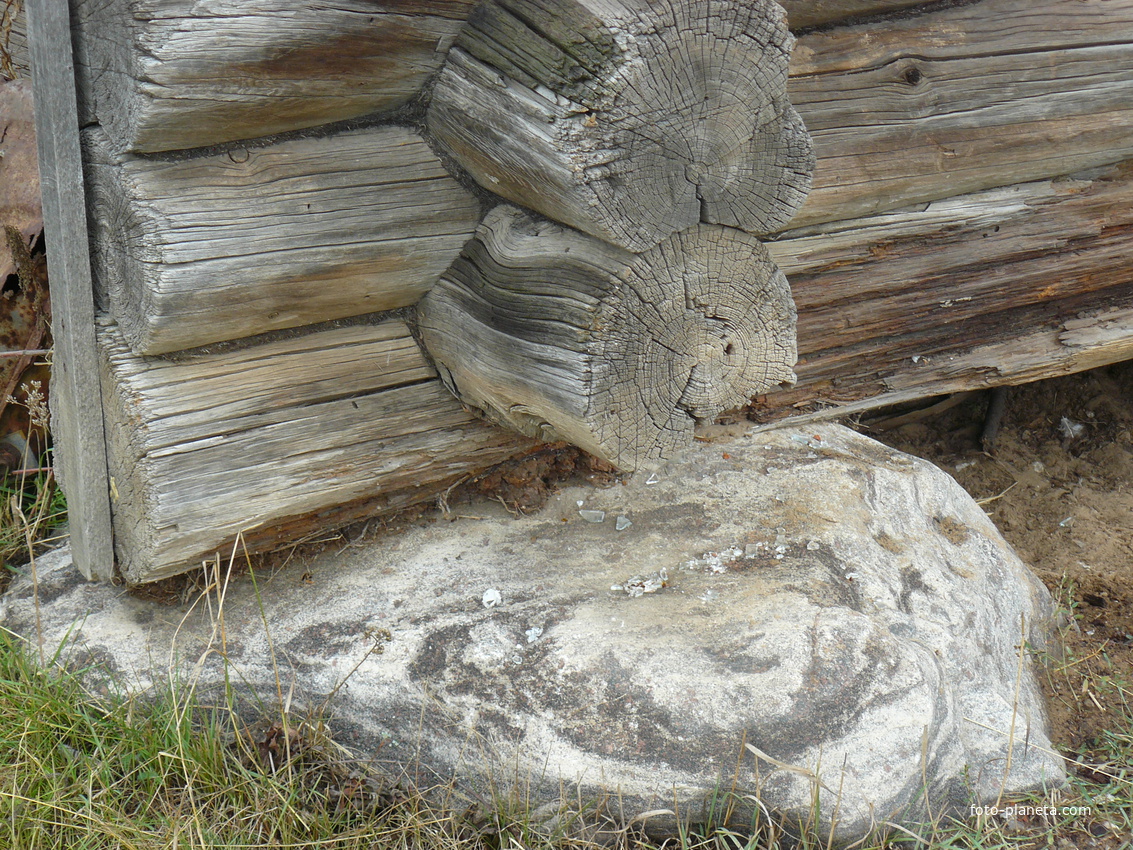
left=84, top=125, right=481, bottom=353
left=71, top=0, right=479, bottom=152
left=33, top=0, right=1133, bottom=581
left=99, top=318, right=532, bottom=583
left=787, top=0, right=1133, bottom=227
left=756, top=160, right=1133, bottom=422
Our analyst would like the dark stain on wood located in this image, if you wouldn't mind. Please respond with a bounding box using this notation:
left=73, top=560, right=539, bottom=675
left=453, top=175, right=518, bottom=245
left=233, top=22, right=434, bottom=83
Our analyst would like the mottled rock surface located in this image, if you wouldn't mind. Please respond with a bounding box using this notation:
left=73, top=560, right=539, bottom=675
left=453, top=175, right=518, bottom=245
left=1, top=424, right=1064, bottom=842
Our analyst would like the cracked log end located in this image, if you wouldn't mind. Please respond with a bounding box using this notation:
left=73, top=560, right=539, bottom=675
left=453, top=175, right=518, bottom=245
left=418, top=206, right=797, bottom=471
left=428, top=0, right=814, bottom=252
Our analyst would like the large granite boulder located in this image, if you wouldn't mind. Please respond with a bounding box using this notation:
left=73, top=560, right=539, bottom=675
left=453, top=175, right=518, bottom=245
left=1, top=424, right=1064, bottom=843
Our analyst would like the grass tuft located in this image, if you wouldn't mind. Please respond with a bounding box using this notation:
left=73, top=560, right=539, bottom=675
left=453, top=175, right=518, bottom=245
left=0, top=460, right=67, bottom=583
left=0, top=626, right=468, bottom=850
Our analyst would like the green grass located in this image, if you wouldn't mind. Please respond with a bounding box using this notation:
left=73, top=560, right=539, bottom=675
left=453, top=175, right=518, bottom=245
left=0, top=626, right=480, bottom=849
left=0, top=459, right=68, bottom=580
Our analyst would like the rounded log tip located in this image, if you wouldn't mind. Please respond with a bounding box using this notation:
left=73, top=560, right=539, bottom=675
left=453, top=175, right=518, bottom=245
left=420, top=207, right=797, bottom=471
left=430, top=0, right=814, bottom=252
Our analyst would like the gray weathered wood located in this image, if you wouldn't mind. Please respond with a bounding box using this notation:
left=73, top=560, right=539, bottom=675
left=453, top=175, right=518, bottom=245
left=84, top=125, right=481, bottom=354
left=746, top=159, right=1133, bottom=424
left=71, top=0, right=478, bottom=153
left=787, top=0, right=1133, bottom=228
left=26, top=0, right=114, bottom=580
left=99, top=318, right=531, bottom=583
left=1, top=0, right=28, bottom=80
left=428, top=0, right=813, bottom=252
left=419, top=205, right=797, bottom=470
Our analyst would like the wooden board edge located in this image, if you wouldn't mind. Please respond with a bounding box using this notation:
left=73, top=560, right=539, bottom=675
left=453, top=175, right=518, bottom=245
left=26, top=0, right=114, bottom=580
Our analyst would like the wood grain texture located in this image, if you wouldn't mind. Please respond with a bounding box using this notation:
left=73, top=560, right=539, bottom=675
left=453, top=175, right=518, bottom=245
left=748, top=159, right=1133, bottom=423
left=71, top=0, right=478, bottom=153
left=99, top=318, right=530, bottom=583
left=419, top=206, right=796, bottom=470
left=1, top=0, right=28, bottom=79
left=84, top=125, right=481, bottom=354
left=428, top=0, right=813, bottom=252
left=787, top=0, right=1133, bottom=228
left=779, top=0, right=934, bottom=30
left=26, top=0, right=115, bottom=580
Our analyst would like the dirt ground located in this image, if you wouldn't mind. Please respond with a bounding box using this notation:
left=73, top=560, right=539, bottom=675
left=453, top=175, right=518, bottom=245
left=860, top=360, right=1133, bottom=837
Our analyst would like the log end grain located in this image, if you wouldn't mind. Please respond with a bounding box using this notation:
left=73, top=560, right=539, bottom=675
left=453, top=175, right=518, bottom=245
left=420, top=206, right=797, bottom=470
left=428, top=0, right=814, bottom=252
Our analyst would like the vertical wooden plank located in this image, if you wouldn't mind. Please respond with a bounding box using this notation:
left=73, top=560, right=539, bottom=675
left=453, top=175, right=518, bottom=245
left=25, top=0, right=114, bottom=579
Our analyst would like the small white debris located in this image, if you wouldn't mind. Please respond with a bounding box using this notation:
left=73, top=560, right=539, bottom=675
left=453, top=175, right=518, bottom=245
left=806, top=540, right=821, bottom=551
left=1058, top=516, right=1074, bottom=528
left=1059, top=417, right=1086, bottom=440
left=697, top=589, right=718, bottom=603
left=482, top=588, right=502, bottom=608
left=686, top=546, right=746, bottom=573
left=579, top=509, right=606, bottom=523
left=955, top=460, right=977, bottom=471
left=645, top=472, right=660, bottom=485
left=622, top=568, right=668, bottom=597
left=1031, top=461, right=1045, bottom=474
left=845, top=572, right=859, bottom=582
left=576, top=500, right=585, bottom=507
left=912, top=355, right=922, bottom=363
left=525, top=626, right=544, bottom=644
left=615, top=515, right=632, bottom=531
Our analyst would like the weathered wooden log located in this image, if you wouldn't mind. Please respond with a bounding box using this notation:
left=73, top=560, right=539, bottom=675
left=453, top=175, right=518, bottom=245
left=746, top=159, right=1133, bottom=424
left=418, top=206, right=797, bottom=470
left=99, top=317, right=531, bottom=584
left=71, top=0, right=478, bottom=153
left=427, top=0, right=814, bottom=253
left=787, top=0, right=1133, bottom=228
left=84, top=125, right=481, bottom=355
left=779, top=0, right=932, bottom=31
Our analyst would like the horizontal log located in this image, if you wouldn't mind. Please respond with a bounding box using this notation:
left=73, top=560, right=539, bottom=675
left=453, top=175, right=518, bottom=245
left=71, top=0, right=478, bottom=153
left=787, top=0, right=1133, bottom=228
left=84, top=125, right=481, bottom=354
left=419, top=206, right=796, bottom=470
left=746, top=159, right=1133, bottom=423
left=100, top=317, right=531, bottom=583
left=428, top=0, right=813, bottom=252
left=780, top=1, right=934, bottom=31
